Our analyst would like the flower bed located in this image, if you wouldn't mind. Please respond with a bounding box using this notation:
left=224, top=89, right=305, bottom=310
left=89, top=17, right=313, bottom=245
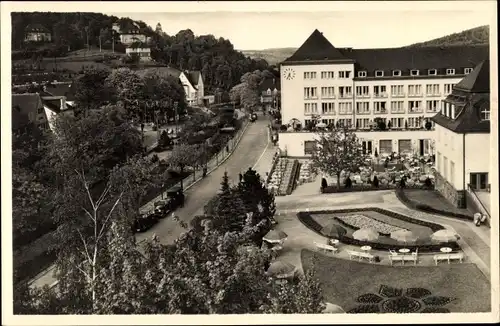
left=335, top=214, right=406, bottom=235
left=296, top=208, right=460, bottom=253
left=395, top=188, right=473, bottom=221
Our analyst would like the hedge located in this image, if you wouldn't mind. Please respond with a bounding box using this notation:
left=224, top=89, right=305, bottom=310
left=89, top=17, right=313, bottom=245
left=322, top=183, right=432, bottom=193
left=296, top=208, right=460, bottom=253
left=395, top=188, right=473, bottom=221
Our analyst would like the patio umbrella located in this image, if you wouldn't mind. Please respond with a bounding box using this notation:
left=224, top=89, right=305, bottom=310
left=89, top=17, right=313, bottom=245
left=431, top=229, right=459, bottom=243
left=266, top=260, right=297, bottom=279
left=321, top=222, right=347, bottom=238
left=352, top=228, right=379, bottom=241
left=316, top=122, right=327, bottom=128
left=390, top=229, right=418, bottom=244
left=322, top=302, right=346, bottom=314
left=263, top=229, right=288, bottom=243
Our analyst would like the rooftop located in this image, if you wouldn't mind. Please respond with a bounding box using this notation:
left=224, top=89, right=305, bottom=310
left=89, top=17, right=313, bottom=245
left=12, top=93, right=44, bottom=130
left=259, top=78, right=281, bottom=92
left=25, top=24, right=50, bottom=33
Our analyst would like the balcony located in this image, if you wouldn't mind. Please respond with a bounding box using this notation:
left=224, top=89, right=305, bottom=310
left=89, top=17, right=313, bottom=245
left=321, top=95, right=336, bottom=99
left=338, top=93, right=353, bottom=99
left=278, top=125, right=435, bottom=133
left=373, top=92, right=388, bottom=98
left=390, top=109, right=406, bottom=114
left=426, top=93, right=442, bottom=98
left=408, top=108, right=424, bottom=114
left=338, top=110, right=353, bottom=115
left=321, top=111, right=336, bottom=116
left=374, top=109, right=388, bottom=115
left=391, top=93, right=406, bottom=98
left=426, top=107, right=439, bottom=113
left=356, top=110, right=371, bottom=115
left=356, top=93, right=371, bottom=99
left=408, top=93, right=423, bottom=98
left=304, top=96, right=319, bottom=100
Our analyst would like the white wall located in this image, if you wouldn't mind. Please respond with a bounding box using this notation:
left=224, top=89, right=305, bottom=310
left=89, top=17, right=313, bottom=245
left=279, top=129, right=435, bottom=157
left=435, top=125, right=464, bottom=190
left=465, top=133, right=490, bottom=185
left=120, top=34, right=148, bottom=45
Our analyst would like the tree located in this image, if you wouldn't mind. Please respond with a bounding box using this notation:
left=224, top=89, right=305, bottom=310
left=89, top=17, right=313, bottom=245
left=310, top=127, right=367, bottom=189
left=167, top=143, right=202, bottom=189
left=73, top=68, right=114, bottom=114
left=105, top=68, right=145, bottom=119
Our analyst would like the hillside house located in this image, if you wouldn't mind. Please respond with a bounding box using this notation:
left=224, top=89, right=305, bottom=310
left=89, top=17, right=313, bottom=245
left=12, top=94, right=49, bottom=131
left=259, top=78, right=281, bottom=110
left=24, top=24, right=52, bottom=42
left=126, top=42, right=152, bottom=62
left=112, top=23, right=149, bottom=46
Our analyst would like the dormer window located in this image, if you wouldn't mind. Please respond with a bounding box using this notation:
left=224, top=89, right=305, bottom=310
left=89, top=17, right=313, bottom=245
left=428, top=69, right=437, bottom=76
left=392, top=70, right=401, bottom=77
left=410, top=70, right=419, bottom=76
left=358, top=71, right=367, bottom=78
left=446, top=68, right=455, bottom=75
left=464, top=68, right=473, bottom=75
left=480, top=106, right=490, bottom=121
left=375, top=70, right=384, bottom=77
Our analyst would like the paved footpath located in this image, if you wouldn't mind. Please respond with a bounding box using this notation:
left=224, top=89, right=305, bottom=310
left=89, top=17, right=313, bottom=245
left=30, top=114, right=274, bottom=289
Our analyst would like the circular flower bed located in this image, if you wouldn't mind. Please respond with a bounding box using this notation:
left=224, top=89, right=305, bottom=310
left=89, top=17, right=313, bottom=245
left=348, top=285, right=456, bottom=314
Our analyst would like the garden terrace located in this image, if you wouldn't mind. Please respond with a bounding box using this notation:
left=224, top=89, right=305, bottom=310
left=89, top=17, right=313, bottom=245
left=278, top=127, right=435, bottom=133
left=302, top=250, right=491, bottom=313
left=297, top=207, right=460, bottom=252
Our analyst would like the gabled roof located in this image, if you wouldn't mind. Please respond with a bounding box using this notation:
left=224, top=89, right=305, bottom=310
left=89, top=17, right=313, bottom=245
left=43, top=83, right=75, bottom=101
left=259, top=78, right=280, bottom=92
left=12, top=93, right=44, bottom=130
left=432, top=60, right=490, bottom=133
left=25, top=24, right=50, bottom=33
left=185, top=71, right=202, bottom=89
left=339, top=45, right=489, bottom=77
left=284, top=29, right=352, bottom=63
left=453, top=60, right=489, bottom=93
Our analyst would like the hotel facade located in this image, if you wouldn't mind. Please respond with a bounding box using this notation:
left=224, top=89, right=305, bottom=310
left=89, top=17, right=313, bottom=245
left=278, top=29, right=489, bottom=157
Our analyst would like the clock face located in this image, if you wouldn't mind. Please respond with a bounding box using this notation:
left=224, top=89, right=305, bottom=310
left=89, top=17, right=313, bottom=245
left=283, top=67, right=296, bottom=80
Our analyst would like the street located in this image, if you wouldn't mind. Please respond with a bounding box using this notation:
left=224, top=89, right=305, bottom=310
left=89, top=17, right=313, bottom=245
left=136, top=115, right=270, bottom=245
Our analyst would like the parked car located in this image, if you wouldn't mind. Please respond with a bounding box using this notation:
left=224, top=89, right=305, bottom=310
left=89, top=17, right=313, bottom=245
left=133, top=212, right=159, bottom=233
left=166, top=186, right=185, bottom=209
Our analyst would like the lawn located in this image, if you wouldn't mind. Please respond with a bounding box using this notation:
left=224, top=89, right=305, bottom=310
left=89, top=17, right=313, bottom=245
left=403, top=189, right=473, bottom=217
left=302, top=249, right=491, bottom=313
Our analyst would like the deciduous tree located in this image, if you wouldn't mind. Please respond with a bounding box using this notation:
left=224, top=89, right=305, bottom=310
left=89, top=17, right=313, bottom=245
left=311, top=127, right=367, bottom=189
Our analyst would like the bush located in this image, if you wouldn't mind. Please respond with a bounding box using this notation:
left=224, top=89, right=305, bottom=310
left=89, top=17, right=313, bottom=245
left=372, top=176, right=379, bottom=188
left=151, top=154, right=159, bottom=163
left=424, top=177, right=433, bottom=189
left=159, top=131, right=172, bottom=148
left=344, top=176, right=352, bottom=188
left=279, top=125, right=288, bottom=131
left=321, top=178, right=328, bottom=190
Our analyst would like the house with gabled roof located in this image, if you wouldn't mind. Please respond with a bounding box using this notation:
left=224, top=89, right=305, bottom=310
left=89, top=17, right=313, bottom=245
left=12, top=94, right=49, bottom=131
left=259, top=78, right=281, bottom=110
left=24, top=23, right=52, bottom=42
left=112, top=23, right=149, bottom=46
left=431, top=60, right=490, bottom=216
left=126, top=41, right=152, bottom=62
left=278, top=29, right=489, bottom=158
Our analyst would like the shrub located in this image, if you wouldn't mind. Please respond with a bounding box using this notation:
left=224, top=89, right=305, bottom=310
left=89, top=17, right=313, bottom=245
left=159, top=131, right=172, bottom=148
left=151, top=154, right=159, bottom=163
left=372, top=176, right=379, bottom=188
left=344, top=177, right=352, bottom=188
left=424, top=177, right=433, bottom=189
left=279, top=125, right=288, bottom=131
left=321, top=178, right=328, bottom=190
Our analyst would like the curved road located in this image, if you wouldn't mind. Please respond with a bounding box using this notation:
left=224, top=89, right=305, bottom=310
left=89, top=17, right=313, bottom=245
left=136, top=115, right=270, bottom=245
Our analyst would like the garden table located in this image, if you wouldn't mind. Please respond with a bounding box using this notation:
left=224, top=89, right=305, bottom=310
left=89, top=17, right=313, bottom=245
left=399, top=248, right=410, bottom=254
left=440, top=247, right=452, bottom=253
left=329, top=239, right=340, bottom=246
left=361, top=246, right=372, bottom=251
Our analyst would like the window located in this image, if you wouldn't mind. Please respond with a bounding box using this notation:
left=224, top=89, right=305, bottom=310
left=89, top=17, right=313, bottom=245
left=304, top=72, right=317, bottom=79
left=390, top=117, right=404, bottom=128
left=426, top=100, right=439, bottom=112
left=390, top=101, right=405, bottom=113
left=446, top=68, right=455, bottom=75
left=374, top=101, right=387, bottom=113
left=408, top=100, right=422, bottom=112
left=407, top=117, right=420, bottom=128
left=304, top=103, right=318, bottom=114
left=321, top=71, right=335, bottom=79
left=321, top=102, right=335, bottom=115
left=449, top=161, right=455, bottom=185
left=304, top=141, right=317, bottom=155
left=356, top=118, right=371, bottom=129
left=338, top=102, right=353, bottom=114
left=338, top=86, right=352, bottom=98
left=375, top=70, right=384, bottom=77
left=373, top=85, right=387, bottom=97
left=408, top=85, right=422, bottom=96
left=426, top=84, right=440, bottom=95
left=391, top=85, right=404, bottom=96
left=410, top=69, right=419, bottom=76
left=338, top=71, right=351, bottom=78
left=356, top=102, right=370, bottom=114
left=481, top=106, right=490, bottom=120
left=321, top=87, right=335, bottom=98
left=358, top=71, right=367, bottom=77
left=464, top=67, right=473, bottom=75
left=444, top=84, right=454, bottom=94
left=355, top=86, right=369, bottom=97
left=392, top=70, right=402, bottom=76
left=304, top=87, right=318, bottom=99
left=428, top=69, right=437, bottom=75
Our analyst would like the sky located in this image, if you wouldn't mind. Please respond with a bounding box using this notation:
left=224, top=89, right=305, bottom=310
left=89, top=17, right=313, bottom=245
left=104, top=10, right=491, bottom=50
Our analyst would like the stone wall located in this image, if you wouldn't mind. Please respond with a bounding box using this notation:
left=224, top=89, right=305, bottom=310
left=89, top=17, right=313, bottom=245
left=435, top=172, right=466, bottom=208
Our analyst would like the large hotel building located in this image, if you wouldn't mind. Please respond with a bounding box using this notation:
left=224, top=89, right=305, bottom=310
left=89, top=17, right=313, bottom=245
left=278, top=29, right=489, bottom=158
